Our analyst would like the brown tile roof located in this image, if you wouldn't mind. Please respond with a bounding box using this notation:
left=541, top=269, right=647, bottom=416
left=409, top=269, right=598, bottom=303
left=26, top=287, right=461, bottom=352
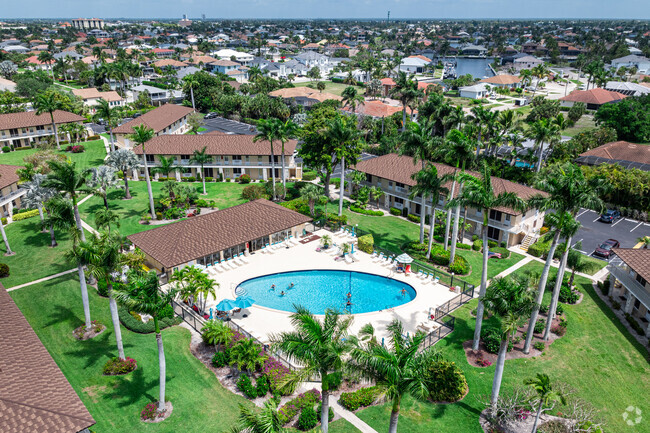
left=0, top=110, right=85, bottom=131
left=152, top=59, right=188, bottom=68
left=209, top=59, right=240, bottom=67
left=185, top=55, right=218, bottom=64
left=579, top=141, right=650, bottom=165
left=132, top=134, right=298, bottom=156
left=344, top=101, right=411, bottom=118
left=268, top=87, right=342, bottom=102
left=112, top=104, right=194, bottom=135
left=354, top=153, right=545, bottom=214
left=612, top=248, right=650, bottom=282
left=480, top=74, right=521, bottom=85
left=0, top=285, right=95, bottom=433
left=71, top=88, right=123, bottom=102
left=0, top=164, right=23, bottom=190
left=128, top=199, right=312, bottom=269
left=559, top=88, right=627, bottom=105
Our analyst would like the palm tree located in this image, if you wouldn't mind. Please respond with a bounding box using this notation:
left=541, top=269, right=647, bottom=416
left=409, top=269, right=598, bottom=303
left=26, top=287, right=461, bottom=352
left=526, top=118, right=560, bottom=172
left=341, top=86, right=365, bottom=112
left=323, top=116, right=361, bottom=217
left=390, top=72, right=421, bottom=131
left=129, top=125, right=156, bottom=219
left=530, top=64, right=550, bottom=97
left=95, top=208, right=120, bottom=233
left=524, top=373, right=566, bottom=433
left=482, top=277, right=536, bottom=409
left=0, top=206, right=12, bottom=255
left=233, top=400, right=286, bottom=433
left=43, top=161, right=92, bottom=329
left=150, top=155, right=177, bottom=180
left=20, top=174, right=56, bottom=230
left=410, top=164, right=450, bottom=259
left=519, top=69, right=533, bottom=88
left=182, top=74, right=199, bottom=110
left=349, top=320, right=438, bottom=433
left=43, top=195, right=74, bottom=248
left=34, top=91, right=64, bottom=150
left=189, top=146, right=212, bottom=195
left=201, top=319, right=233, bottom=350
left=276, top=119, right=299, bottom=198
left=370, top=186, right=384, bottom=209
left=69, top=231, right=127, bottom=359
left=273, top=307, right=354, bottom=433
left=87, top=165, right=119, bottom=210
left=638, top=235, right=650, bottom=249
left=94, top=98, right=119, bottom=152
left=400, top=118, right=439, bottom=243
left=105, top=149, right=140, bottom=200
left=113, top=271, right=177, bottom=413
left=448, top=162, right=527, bottom=351
left=300, top=183, right=322, bottom=217
left=254, top=119, right=281, bottom=201
left=37, top=51, right=55, bottom=82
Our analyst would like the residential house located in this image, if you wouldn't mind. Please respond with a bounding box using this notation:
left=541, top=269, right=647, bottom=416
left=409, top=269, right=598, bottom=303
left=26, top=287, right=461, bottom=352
left=212, top=49, right=254, bottom=65
left=152, top=59, right=188, bottom=70
left=459, top=83, right=490, bottom=99
left=399, top=55, right=431, bottom=74
left=608, top=248, right=650, bottom=336
left=353, top=154, right=546, bottom=247
left=268, top=87, right=342, bottom=107
left=513, top=55, right=543, bottom=71
left=294, top=51, right=331, bottom=74
left=559, top=88, right=627, bottom=110
left=72, top=18, right=104, bottom=30
left=605, top=81, right=650, bottom=96
left=461, top=44, right=487, bottom=56
left=611, top=55, right=650, bottom=74
left=479, top=74, right=522, bottom=88
left=152, top=48, right=175, bottom=58
left=112, top=104, right=194, bottom=148
left=0, top=164, right=26, bottom=219
left=207, top=59, right=240, bottom=75
left=0, top=284, right=96, bottom=433
left=575, top=141, right=650, bottom=171
left=128, top=199, right=312, bottom=274
left=0, top=110, right=85, bottom=149
left=71, top=88, right=125, bottom=109
left=130, top=84, right=183, bottom=106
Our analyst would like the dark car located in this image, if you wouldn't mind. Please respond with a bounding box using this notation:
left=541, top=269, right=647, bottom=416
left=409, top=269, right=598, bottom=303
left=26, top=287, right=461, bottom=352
left=593, top=239, right=620, bottom=258
left=204, top=112, right=218, bottom=119
left=599, top=209, right=621, bottom=223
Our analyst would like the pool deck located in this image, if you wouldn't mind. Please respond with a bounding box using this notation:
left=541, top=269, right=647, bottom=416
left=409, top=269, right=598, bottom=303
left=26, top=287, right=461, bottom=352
left=172, top=229, right=460, bottom=345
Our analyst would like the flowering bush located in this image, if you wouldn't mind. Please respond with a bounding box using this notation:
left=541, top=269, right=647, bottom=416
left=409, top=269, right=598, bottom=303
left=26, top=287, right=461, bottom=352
left=103, top=357, right=137, bottom=375
left=278, top=389, right=321, bottom=425
left=476, top=354, right=492, bottom=367
left=66, top=145, right=85, bottom=153
left=140, top=402, right=165, bottom=421
left=237, top=374, right=258, bottom=399
left=238, top=174, right=251, bottom=184
left=338, top=386, right=380, bottom=411
left=262, top=357, right=291, bottom=394
left=514, top=408, right=532, bottom=421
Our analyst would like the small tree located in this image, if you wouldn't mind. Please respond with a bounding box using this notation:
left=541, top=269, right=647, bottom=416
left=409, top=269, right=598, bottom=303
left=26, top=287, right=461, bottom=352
left=187, top=112, right=204, bottom=135
left=524, top=373, right=566, bottom=433
left=300, top=183, right=322, bottom=217
left=189, top=146, right=212, bottom=195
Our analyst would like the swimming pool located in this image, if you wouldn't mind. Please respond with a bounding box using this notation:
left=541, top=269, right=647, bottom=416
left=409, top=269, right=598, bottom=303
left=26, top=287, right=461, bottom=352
left=236, top=270, right=416, bottom=315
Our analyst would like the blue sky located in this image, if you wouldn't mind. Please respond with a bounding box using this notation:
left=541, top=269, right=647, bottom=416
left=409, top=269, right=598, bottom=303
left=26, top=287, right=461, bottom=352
left=4, top=0, right=650, bottom=19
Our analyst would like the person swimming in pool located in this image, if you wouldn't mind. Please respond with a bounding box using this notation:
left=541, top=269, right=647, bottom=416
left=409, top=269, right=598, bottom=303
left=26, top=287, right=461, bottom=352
left=271, top=284, right=276, bottom=291
left=289, top=282, right=295, bottom=288
left=346, top=291, right=352, bottom=299
left=280, top=291, right=286, bottom=296
left=400, top=288, right=407, bottom=296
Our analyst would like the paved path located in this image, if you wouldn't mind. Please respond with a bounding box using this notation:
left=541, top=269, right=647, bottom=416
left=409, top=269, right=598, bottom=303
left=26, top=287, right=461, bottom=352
left=7, top=268, right=77, bottom=291
left=330, top=395, right=378, bottom=433
left=492, top=256, right=534, bottom=280
left=508, top=246, right=607, bottom=282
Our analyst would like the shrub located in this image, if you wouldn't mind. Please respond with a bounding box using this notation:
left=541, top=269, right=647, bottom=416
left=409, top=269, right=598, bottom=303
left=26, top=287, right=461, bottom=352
left=316, top=402, right=335, bottom=422
left=297, top=405, right=319, bottom=431
left=456, top=242, right=471, bottom=250
left=205, top=177, right=213, bottom=182
left=256, top=375, right=270, bottom=397
left=407, top=213, right=422, bottom=223
left=534, top=318, right=546, bottom=334
left=302, top=170, right=318, bottom=181
left=598, top=280, right=610, bottom=296
left=540, top=303, right=549, bottom=314
left=211, top=351, right=228, bottom=368
left=609, top=297, right=621, bottom=310
left=482, top=328, right=513, bottom=354
left=13, top=209, right=40, bottom=221
left=141, top=402, right=165, bottom=421
left=551, top=324, right=567, bottom=336
left=87, top=134, right=100, bottom=140
left=241, top=184, right=267, bottom=201
left=238, top=174, right=251, bottom=184
left=182, top=176, right=196, bottom=182
left=357, top=234, right=374, bottom=254
left=533, top=342, right=546, bottom=351
left=527, top=240, right=550, bottom=257
left=103, top=357, right=137, bottom=375
left=559, top=285, right=580, bottom=304
left=424, top=360, right=468, bottom=402
left=430, top=247, right=451, bottom=266
left=0, top=263, right=9, bottom=278
left=350, top=205, right=383, bottom=216
left=449, top=255, right=470, bottom=274
left=625, top=313, right=646, bottom=335
left=117, top=305, right=180, bottom=333
left=389, top=207, right=401, bottom=216
left=471, top=234, right=479, bottom=241
left=278, top=389, right=321, bottom=425
left=339, top=386, right=380, bottom=411
left=262, top=358, right=291, bottom=394
left=490, top=246, right=510, bottom=259
left=1, top=217, right=6, bottom=225
left=236, top=374, right=258, bottom=399
left=472, top=239, right=482, bottom=251
left=488, top=240, right=497, bottom=248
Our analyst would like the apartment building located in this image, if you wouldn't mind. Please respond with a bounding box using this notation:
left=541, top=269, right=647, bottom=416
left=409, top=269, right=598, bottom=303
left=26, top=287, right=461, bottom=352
left=0, top=110, right=85, bottom=149
left=72, top=18, right=104, bottom=30
left=71, top=88, right=125, bottom=109
left=130, top=132, right=302, bottom=182
left=112, top=104, right=194, bottom=148
left=608, top=248, right=650, bottom=336
left=353, top=154, right=546, bottom=248
left=0, top=164, right=26, bottom=219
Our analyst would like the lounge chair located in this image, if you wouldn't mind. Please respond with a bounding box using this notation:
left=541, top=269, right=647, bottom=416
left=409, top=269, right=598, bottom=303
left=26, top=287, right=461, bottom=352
left=333, top=228, right=343, bottom=236
left=227, top=258, right=238, bottom=269
left=433, top=276, right=440, bottom=284
left=417, top=322, right=433, bottom=333
left=417, top=270, right=424, bottom=279
left=344, top=254, right=353, bottom=264
left=233, top=255, right=245, bottom=266
left=216, top=262, right=228, bottom=272
left=239, top=253, right=250, bottom=264
left=385, top=257, right=394, bottom=266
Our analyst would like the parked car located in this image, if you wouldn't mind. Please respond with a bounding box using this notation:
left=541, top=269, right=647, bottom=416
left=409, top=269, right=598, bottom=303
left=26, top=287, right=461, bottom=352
left=593, top=239, right=620, bottom=258
left=204, top=112, right=218, bottom=119
left=488, top=251, right=502, bottom=259
left=599, top=209, right=621, bottom=223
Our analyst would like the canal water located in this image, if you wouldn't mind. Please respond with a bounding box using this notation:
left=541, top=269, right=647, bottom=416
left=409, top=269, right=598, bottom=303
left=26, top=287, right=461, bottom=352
left=435, top=57, right=496, bottom=79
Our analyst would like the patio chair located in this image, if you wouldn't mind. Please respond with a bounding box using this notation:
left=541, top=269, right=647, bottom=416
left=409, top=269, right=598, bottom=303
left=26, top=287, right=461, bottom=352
left=233, top=255, right=244, bottom=266
left=239, top=253, right=250, bottom=264
left=344, top=254, right=353, bottom=264
left=417, top=270, right=424, bottom=279
left=385, top=257, right=394, bottom=266
left=216, top=262, right=227, bottom=272
left=433, top=276, right=440, bottom=284
left=226, top=258, right=238, bottom=269
left=333, top=228, right=343, bottom=236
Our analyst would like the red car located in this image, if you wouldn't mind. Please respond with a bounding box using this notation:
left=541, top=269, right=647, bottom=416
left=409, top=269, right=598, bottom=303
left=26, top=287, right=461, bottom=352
left=594, top=239, right=620, bottom=258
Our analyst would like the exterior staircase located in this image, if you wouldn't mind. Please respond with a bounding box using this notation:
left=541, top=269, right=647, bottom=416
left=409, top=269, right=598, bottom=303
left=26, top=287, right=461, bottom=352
left=520, top=234, right=536, bottom=252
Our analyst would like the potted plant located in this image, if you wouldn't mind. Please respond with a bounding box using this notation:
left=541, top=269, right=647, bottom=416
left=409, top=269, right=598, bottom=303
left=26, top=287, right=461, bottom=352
left=320, top=234, right=332, bottom=249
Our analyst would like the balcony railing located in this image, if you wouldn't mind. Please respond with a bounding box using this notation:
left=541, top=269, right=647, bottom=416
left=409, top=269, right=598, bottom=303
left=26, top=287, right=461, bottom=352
left=608, top=265, right=650, bottom=308
left=0, top=188, right=26, bottom=204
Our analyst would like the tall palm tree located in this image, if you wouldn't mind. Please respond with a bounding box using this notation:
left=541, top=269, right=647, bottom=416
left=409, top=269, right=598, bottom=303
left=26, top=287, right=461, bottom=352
left=524, top=373, right=566, bottom=433
left=300, top=183, right=323, bottom=217
left=189, top=146, right=212, bottom=195
left=530, top=63, right=550, bottom=97
left=43, top=161, right=92, bottom=329
left=341, top=86, right=365, bottom=112
left=0, top=205, right=12, bottom=255
left=410, top=164, right=450, bottom=259
left=448, top=162, right=527, bottom=351
left=69, top=230, right=127, bottom=359
left=113, top=271, right=177, bottom=413
left=370, top=186, right=384, bottom=209
left=87, top=165, right=119, bottom=210
left=150, top=155, right=178, bottom=180
left=522, top=163, right=606, bottom=353
left=233, top=400, right=286, bottom=433
left=400, top=118, right=439, bottom=243
left=129, top=125, right=156, bottom=219
left=20, top=174, right=56, bottom=230
left=37, top=50, right=55, bottom=82
left=349, top=320, right=438, bottom=433
left=105, top=149, right=140, bottom=200
left=182, top=74, right=199, bottom=110
left=482, top=276, right=536, bottom=409
left=276, top=119, right=299, bottom=198
left=323, top=116, right=361, bottom=216
left=390, top=72, right=422, bottom=131
left=254, top=118, right=281, bottom=201
left=526, top=118, right=560, bottom=173
left=94, top=98, right=119, bottom=152
left=34, top=91, right=64, bottom=150
left=272, top=307, right=354, bottom=433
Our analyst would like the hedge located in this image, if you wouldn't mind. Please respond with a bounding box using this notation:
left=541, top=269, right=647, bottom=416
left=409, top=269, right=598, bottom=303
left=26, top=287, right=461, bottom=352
left=449, top=255, right=470, bottom=274
left=13, top=209, right=40, bottom=221
left=357, top=234, right=374, bottom=254
left=302, top=170, right=318, bottom=181
left=350, top=205, right=383, bottom=216
left=527, top=239, right=550, bottom=257
left=424, top=360, right=468, bottom=402
left=278, top=389, right=321, bottom=425
left=389, top=207, right=401, bottom=216
left=339, top=386, right=380, bottom=411
left=117, top=305, right=181, bottom=333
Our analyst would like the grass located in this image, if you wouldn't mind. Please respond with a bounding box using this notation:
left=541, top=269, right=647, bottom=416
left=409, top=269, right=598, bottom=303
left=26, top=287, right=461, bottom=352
left=353, top=267, right=650, bottom=432
left=78, top=181, right=249, bottom=236
left=457, top=249, right=525, bottom=286
left=293, top=81, right=363, bottom=97
left=0, top=139, right=106, bottom=171
left=562, top=115, right=597, bottom=137
left=579, top=255, right=608, bottom=275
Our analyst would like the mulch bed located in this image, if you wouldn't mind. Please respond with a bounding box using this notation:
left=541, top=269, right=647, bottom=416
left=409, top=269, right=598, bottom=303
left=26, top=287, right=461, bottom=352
left=142, top=401, right=173, bottom=423
left=72, top=322, right=106, bottom=341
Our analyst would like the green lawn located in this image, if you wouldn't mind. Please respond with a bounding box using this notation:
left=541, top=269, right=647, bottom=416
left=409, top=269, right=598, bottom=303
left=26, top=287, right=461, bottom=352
left=0, top=139, right=106, bottom=171
left=79, top=181, right=249, bottom=236
left=562, top=115, right=596, bottom=137
left=354, top=269, right=650, bottom=433
left=579, top=254, right=608, bottom=275
left=457, top=249, right=525, bottom=286
left=294, top=81, right=364, bottom=97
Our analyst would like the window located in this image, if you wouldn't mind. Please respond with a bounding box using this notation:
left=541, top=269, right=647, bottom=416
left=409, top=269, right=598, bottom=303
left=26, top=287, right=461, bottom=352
left=487, top=226, right=500, bottom=241
left=233, top=168, right=242, bottom=175
left=233, top=155, right=242, bottom=161
left=365, top=173, right=372, bottom=182
left=181, top=154, right=190, bottom=162
left=146, top=154, right=155, bottom=163
left=635, top=273, right=647, bottom=287
left=394, top=197, right=404, bottom=204
left=489, top=209, right=503, bottom=221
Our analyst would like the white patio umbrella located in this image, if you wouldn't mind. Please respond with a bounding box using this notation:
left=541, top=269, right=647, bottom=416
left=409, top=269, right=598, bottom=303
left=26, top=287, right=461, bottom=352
left=395, top=253, right=414, bottom=264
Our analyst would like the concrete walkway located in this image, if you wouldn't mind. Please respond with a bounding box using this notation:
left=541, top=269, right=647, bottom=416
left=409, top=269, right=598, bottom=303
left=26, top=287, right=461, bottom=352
left=330, top=395, right=378, bottom=433
left=7, top=268, right=77, bottom=291
left=508, top=246, right=608, bottom=282
left=492, top=256, right=534, bottom=280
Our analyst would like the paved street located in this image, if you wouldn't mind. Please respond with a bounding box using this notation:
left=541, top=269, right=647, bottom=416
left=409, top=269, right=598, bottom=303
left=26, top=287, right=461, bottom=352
left=574, top=209, right=650, bottom=259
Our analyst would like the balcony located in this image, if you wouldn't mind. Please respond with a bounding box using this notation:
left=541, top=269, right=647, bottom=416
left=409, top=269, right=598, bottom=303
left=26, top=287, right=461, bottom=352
left=608, top=265, right=650, bottom=309
left=0, top=188, right=26, bottom=205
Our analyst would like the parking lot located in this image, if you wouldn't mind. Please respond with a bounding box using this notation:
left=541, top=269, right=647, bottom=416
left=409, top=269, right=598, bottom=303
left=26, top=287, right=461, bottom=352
left=201, top=117, right=257, bottom=135
left=574, top=209, right=650, bottom=260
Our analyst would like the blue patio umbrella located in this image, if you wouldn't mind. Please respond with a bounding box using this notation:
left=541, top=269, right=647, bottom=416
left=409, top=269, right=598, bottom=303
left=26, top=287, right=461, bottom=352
left=350, top=244, right=355, bottom=254
left=234, top=296, right=256, bottom=309
left=215, top=299, right=237, bottom=311
left=209, top=308, right=213, bottom=320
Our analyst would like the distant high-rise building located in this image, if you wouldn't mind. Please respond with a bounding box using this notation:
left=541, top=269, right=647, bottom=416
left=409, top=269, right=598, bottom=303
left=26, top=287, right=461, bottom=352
left=72, top=18, right=104, bottom=30
left=202, top=14, right=206, bottom=20
left=182, top=14, right=187, bottom=20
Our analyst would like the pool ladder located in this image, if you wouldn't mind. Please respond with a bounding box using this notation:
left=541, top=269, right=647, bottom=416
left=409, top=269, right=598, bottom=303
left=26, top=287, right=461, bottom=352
left=235, top=285, right=248, bottom=297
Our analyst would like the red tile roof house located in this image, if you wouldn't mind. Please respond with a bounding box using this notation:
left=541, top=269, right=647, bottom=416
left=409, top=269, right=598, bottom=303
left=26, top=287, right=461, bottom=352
left=0, top=110, right=86, bottom=150
left=0, top=164, right=26, bottom=220
left=608, top=248, right=650, bottom=336
left=559, top=88, right=627, bottom=110
left=112, top=104, right=195, bottom=149
left=575, top=140, right=650, bottom=171
left=128, top=199, right=312, bottom=275
left=0, top=284, right=96, bottom=433
left=353, top=154, right=547, bottom=248
left=130, top=134, right=302, bottom=182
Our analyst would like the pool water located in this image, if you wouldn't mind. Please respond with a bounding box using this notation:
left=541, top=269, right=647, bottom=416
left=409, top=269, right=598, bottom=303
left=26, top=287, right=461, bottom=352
left=237, top=270, right=416, bottom=315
